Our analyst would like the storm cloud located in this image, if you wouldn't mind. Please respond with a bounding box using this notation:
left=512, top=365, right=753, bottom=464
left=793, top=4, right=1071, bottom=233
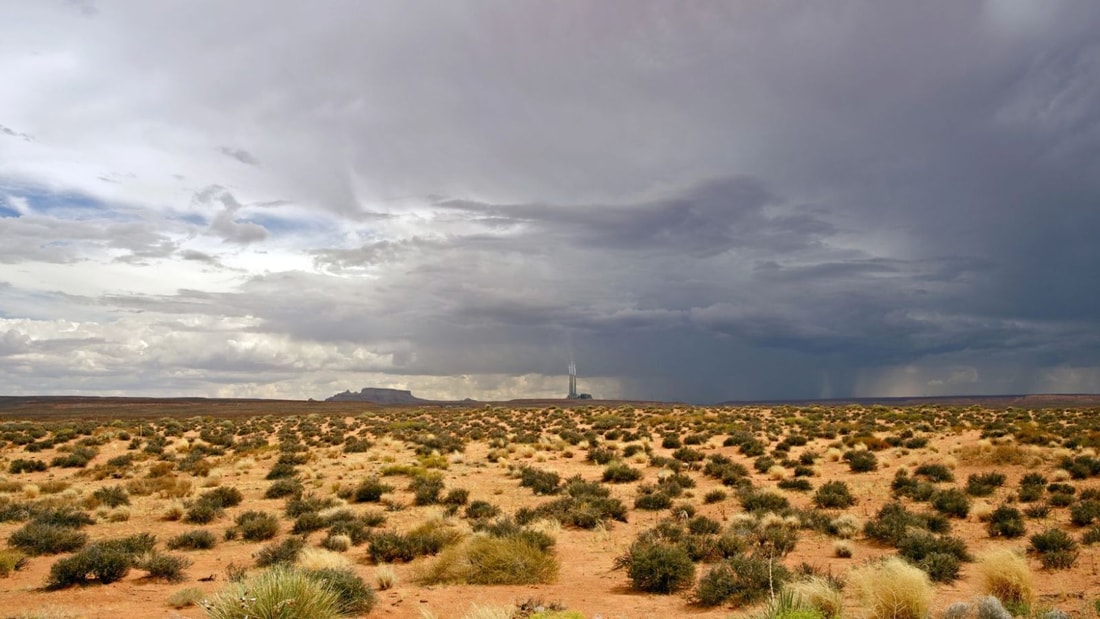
left=0, top=1, right=1098, bottom=401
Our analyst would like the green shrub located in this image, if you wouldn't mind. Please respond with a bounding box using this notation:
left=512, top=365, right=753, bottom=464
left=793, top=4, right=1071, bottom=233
left=931, top=488, right=971, bottom=518
left=897, top=532, right=970, bottom=583
left=618, top=542, right=695, bottom=594
left=814, top=481, right=855, bottom=509
left=235, top=510, right=280, bottom=541
left=695, top=554, right=788, bottom=607
left=367, top=531, right=417, bottom=563
left=518, top=466, right=562, bottom=495
left=167, top=529, right=218, bottom=551
left=465, top=500, right=501, bottom=520
left=602, top=461, right=643, bottom=483
left=201, top=486, right=243, bottom=508
left=966, top=472, right=1006, bottom=497
left=914, top=463, right=954, bottom=483
left=352, top=477, right=392, bottom=503
left=135, top=552, right=191, bottom=582
left=703, top=489, right=727, bottom=504
left=91, top=485, right=131, bottom=508
left=843, top=450, right=877, bottom=473
left=442, top=488, right=469, bottom=506
left=184, top=501, right=221, bottom=524
left=864, top=503, right=950, bottom=547
left=202, top=566, right=341, bottom=619
left=9, top=459, right=47, bottom=474
left=46, top=543, right=133, bottom=588
left=740, top=489, right=791, bottom=513
left=634, top=489, right=672, bottom=511
left=292, top=511, right=326, bottom=534
left=264, top=478, right=304, bottom=499
left=1070, top=500, right=1100, bottom=527
left=255, top=536, right=306, bottom=567
left=1030, top=528, right=1078, bottom=569
left=409, top=475, right=444, bottom=505
left=987, top=505, right=1026, bottom=538
left=464, top=535, right=559, bottom=584
left=8, top=522, right=88, bottom=556
left=305, top=568, right=376, bottom=615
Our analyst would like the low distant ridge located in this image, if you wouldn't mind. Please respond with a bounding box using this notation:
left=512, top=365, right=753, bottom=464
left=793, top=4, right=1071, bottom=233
left=326, top=388, right=429, bottom=404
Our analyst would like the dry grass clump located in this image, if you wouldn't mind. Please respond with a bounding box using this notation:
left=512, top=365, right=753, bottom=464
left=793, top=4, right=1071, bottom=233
left=375, top=564, right=397, bottom=590
left=165, top=586, right=206, bottom=609
left=297, top=547, right=350, bottom=571
left=850, top=557, right=933, bottom=619
left=417, top=534, right=558, bottom=585
left=787, top=576, right=843, bottom=618
left=976, top=548, right=1033, bottom=607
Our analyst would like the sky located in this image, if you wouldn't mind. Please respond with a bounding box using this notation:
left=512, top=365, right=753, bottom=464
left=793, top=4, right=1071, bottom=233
left=1, top=1, right=1099, bottom=403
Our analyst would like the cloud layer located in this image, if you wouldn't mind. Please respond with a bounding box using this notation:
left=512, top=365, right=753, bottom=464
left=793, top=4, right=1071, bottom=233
left=1, top=1, right=1099, bottom=401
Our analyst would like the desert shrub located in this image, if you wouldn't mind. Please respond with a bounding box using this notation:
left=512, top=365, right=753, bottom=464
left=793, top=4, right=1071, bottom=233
left=235, top=510, right=280, bottom=541
left=1024, top=503, right=1051, bottom=519
left=321, top=533, right=352, bottom=552
left=931, top=488, right=971, bottom=518
left=778, top=478, right=813, bottom=492
left=914, top=463, right=954, bottom=483
left=703, top=489, right=727, bottom=504
left=410, top=475, right=445, bottom=505
left=987, top=505, right=1026, bottom=538
left=184, top=501, right=221, bottom=524
left=51, top=446, right=97, bottom=468
left=465, top=500, right=501, bottom=520
left=135, top=552, right=191, bottom=582
left=1070, top=499, right=1100, bottom=527
left=167, top=529, right=218, bottom=551
left=977, top=548, right=1033, bottom=608
left=46, top=543, right=132, bottom=588
left=864, top=503, right=949, bottom=547
left=617, top=542, right=695, bottom=594
left=264, top=478, right=304, bottom=499
left=850, top=557, right=933, bottom=619
left=305, top=567, right=376, bottom=615
left=8, top=522, right=88, bottom=555
left=1029, top=528, right=1078, bottom=569
left=813, top=481, right=855, bottom=509
left=694, top=553, right=787, bottom=607
left=442, top=488, right=469, bottom=507
left=897, top=532, right=969, bottom=583
left=687, top=515, right=721, bottom=535
left=0, top=548, right=28, bottom=577
left=975, top=596, right=1013, bottom=619
left=292, top=511, right=326, bottom=534
left=602, top=461, right=642, bottom=483
left=166, top=586, right=206, bottom=609
left=367, top=531, right=417, bottom=563
left=672, top=446, right=704, bottom=463
left=661, top=434, right=682, bottom=449
left=843, top=450, right=877, bottom=473
left=255, top=536, right=307, bottom=567
left=200, top=485, right=243, bottom=508
left=91, top=485, right=130, bottom=508
left=634, top=489, right=672, bottom=511
left=966, top=472, right=1007, bottom=497
left=201, top=566, right=341, bottom=619
left=285, top=493, right=339, bottom=518
left=352, top=477, right=392, bottom=503
left=30, top=506, right=95, bottom=528
left=518, top=466, right=562, bottom=495
left=740, top=489, right=790, bottom=513
left=9, top=459, right=47, bottom=474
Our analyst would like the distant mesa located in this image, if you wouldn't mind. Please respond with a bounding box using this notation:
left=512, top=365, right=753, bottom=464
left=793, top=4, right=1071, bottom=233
left=326, top=388, right=429, bottom=405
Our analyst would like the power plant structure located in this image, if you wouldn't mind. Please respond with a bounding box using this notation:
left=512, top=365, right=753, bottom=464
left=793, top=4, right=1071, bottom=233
left=567, top=362, right=592, bottom=400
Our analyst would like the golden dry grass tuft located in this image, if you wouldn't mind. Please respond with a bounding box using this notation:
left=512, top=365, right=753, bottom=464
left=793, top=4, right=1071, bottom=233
left=850, top=557, right=933, bottom=619
left=977, top=547, right=1033, bottom=607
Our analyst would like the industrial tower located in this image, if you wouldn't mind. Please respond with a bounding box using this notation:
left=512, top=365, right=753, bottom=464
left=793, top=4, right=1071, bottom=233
left=567, top=362, right=592, bottom=400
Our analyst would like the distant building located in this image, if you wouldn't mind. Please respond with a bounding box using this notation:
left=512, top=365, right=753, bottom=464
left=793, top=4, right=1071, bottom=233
left=567, top=362, right=593, bottom=399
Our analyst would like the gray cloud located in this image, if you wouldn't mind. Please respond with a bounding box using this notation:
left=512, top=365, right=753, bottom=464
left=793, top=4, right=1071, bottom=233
left=0, top=1, right=1098, bottom=401
left=219, top=146, right=260, bottom=166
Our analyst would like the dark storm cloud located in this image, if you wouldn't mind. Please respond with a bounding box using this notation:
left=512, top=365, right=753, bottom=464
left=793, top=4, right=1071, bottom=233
left=4, top=1, right=1100, bottom=400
